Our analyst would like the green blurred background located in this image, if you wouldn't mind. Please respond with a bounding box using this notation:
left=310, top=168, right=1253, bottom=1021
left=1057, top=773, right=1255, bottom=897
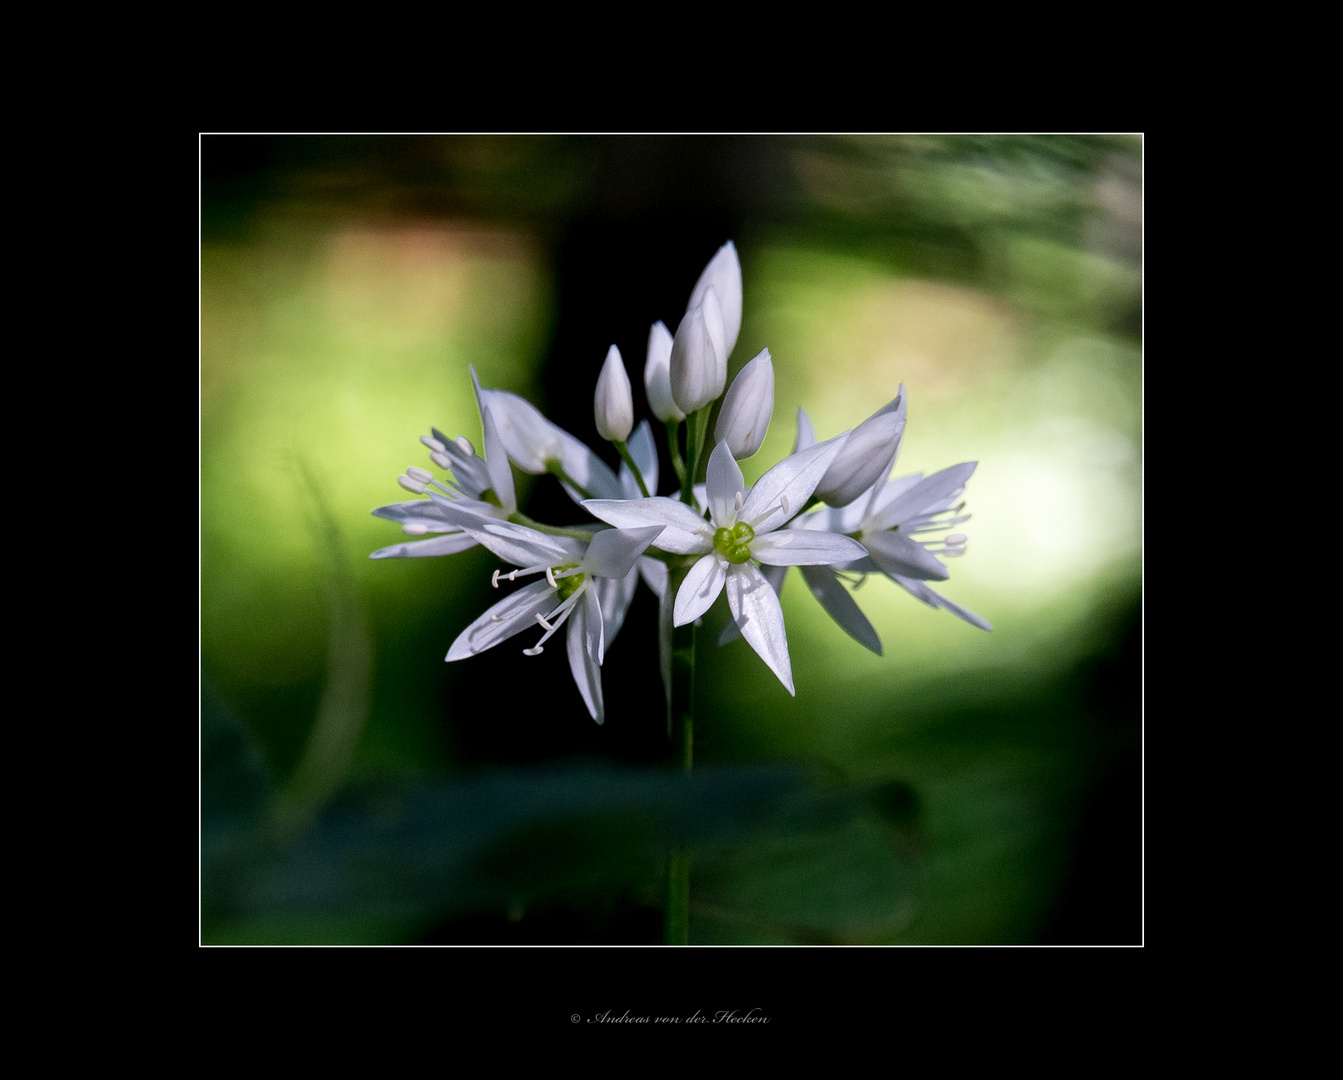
left=201, top=134, right=1141, bottom=945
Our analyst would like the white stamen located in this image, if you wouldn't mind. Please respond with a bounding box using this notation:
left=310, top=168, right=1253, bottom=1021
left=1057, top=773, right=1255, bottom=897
left=491, top=615, right=504, bottom=622
left=535, top=613, right=556, bottom=632
left=398, top=475, right=427, bottom=494
left=780, top=495, right=789, bottom=517
left=421, top=435, right=447, bottom=454
left=407, top=466, right=433, bottom=483
left=523, top=646, right=544, bottom=656
left=430, top=451, right=453, bottom=471
left=455, top=436, right=475, bottom=456
left=402, top=523, right=429, bottom=536
left=733, top=491, right=744, bottom=515
left=545, top=566, right=558, bottom=588
left=945, top=534, right=967, bottom=546
left=491, top=570, right=502, bottom=588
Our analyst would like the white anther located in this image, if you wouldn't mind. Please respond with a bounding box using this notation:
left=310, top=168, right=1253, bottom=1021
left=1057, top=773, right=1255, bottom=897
left=430, top=451, right=452, bottom=470
left=545, top=566, right=558, bottom=588
left=407, top=466, right=433, bottom=483
left=491, top=615, right=504, bottom=622
left=421, top=435, right=447, bottom=454
left=456, top=436, right=475, bottom=456
left=733, top=491, right=744, bottom=515
left=946, top=534, right=967, bottom=546
left=398, top=475, right=427, bottom=494
left=535, top=613, right=556, bottom=632
left=491, top=570, right=503, bottom=588
left=780, top=495, right=789, bottom=517
left=402, top=523, right=429, bottom=536
left=522, top=646, right=544, bottom=656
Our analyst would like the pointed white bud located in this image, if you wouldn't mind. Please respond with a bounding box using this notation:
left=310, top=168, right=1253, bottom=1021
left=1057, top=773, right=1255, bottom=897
left=687, top=241, right=742, bottom=364
left=643, top=321, right=684, bottom=422
left=714, top=348, right=774, bottom=459
left=594, top=344, right=634, bottom=442
left=669, top=300, right=725, bottom=415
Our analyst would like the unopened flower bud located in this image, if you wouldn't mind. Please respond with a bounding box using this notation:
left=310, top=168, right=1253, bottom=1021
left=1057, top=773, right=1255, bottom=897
left=669, top=298, right=726, bottom=414
left=687, top=241, right=742, bottom=365
left=714, top=348, right=774, bottom=459
left=814, top=389, right=908, bottom=506
left=643, top=321, right=684, bottom=422
left=594, top=344, right=634, bottom=442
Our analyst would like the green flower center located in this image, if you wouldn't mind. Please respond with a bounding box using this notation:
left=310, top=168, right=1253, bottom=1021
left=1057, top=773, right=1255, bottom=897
left=713, top=522, right=755, bottom=564
left=553, top=564, right=585, bottom=601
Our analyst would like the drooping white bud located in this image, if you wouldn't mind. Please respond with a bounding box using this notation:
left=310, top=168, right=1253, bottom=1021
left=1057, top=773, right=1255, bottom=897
left=714, top=348, right=774, bottom=459
left=669, top=299, right=725, bottom=415
left=643, top=321, right=684, bottom=422
left=593, top=344, right=634, bottom=442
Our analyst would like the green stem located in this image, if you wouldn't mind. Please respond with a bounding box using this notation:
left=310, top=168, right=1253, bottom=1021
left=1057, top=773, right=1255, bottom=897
left=612, top=440, right=650, bottom=498
left=664, top=563, right=696, bottom=945
left=666, top=419, right=687, bottom=492
left=507, top=513, right=601, bottom=541
left=680, top=407, right=711, bottom=508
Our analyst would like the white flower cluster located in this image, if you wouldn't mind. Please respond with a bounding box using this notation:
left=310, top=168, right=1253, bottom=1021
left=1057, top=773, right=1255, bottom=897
left=372, top=242, right=989, bottom=724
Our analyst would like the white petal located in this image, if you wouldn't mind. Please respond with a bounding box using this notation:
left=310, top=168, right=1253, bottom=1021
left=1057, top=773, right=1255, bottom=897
left=872, top=462, right=977, bottom=529
left=442, top=514, right=582, bottom=569
left=583, top=498, right=711, bottom=554
left=566, top=593, right=605, bottom=723
left=706, top=440, right=745, bottom=526
left=473, top=369, right=622, bottom=500
left=725, top=562, right=794, bottom=696
left=644, top=321, right=684, bottom=422
left=892, top=576, right=993, bottom=631
left=581, top=526, right=665, bottom=579
left=446, top=580, right=554, bottom=660
left=686, top=241, right=742, bottom=362
left=474, top=380, right=560, bottom=473
left=718, top=563, right=785, bottom=645
left=370, top=532, right=479, bottom=559
left=674, top=554, right=726, bottom=626
left=715, top=348, right=774, bottom=459
left=698, top=286, right=729, bottom=392
left=371, top=498, right=458, bottom=525
left=863, top=530, right=951, bottom=581
left=750, top=529, right=868, bottom=566
left=739, top=437, right=843, bottom=534
left=793, top=407, right=816, bottom=452
left=595, top=570, right=637, bottom=652
left=815, top=406, right=906, bottom=508
left=799, top=565, right=882, bottom=655
left=480, top=406, right=517, bottom=514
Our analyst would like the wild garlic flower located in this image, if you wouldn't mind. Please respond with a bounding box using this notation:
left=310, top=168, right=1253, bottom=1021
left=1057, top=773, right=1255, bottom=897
left=441, top=515, right=664, bottom=724
left=584, top=439, right=865, bottom=695
left=370, top=405, right=516, bottom=559
left=793, top=447, right=991, bottom=649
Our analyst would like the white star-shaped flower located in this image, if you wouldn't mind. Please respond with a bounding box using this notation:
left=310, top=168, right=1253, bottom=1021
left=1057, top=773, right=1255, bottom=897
left=370, top=405, right=517, bottom=559
left=584, top=439, right=864, bottom=695
left=794, top=452, right=991, bottom=648
left=440, top=515, right=664, bottom=724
